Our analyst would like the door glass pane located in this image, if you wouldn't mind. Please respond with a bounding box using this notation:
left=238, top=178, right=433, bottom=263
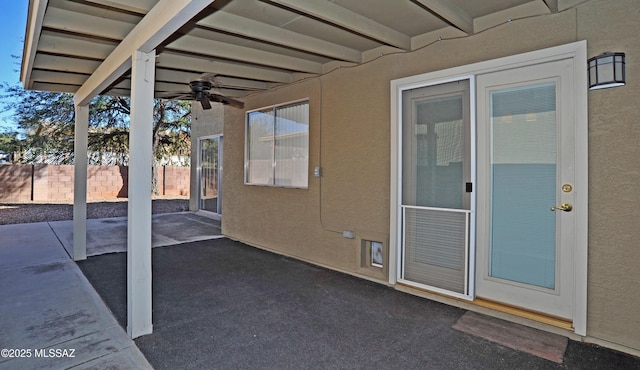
left=489, top=83, right=557, bottom=289
left=200, top=138, right=220, bottom=213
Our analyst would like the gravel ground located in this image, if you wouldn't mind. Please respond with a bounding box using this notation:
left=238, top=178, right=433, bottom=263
left=0, top=198, right=190, bottom=225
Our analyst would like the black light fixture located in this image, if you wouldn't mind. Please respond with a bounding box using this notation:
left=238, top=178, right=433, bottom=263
left=588, top=52, right=626, bottom=90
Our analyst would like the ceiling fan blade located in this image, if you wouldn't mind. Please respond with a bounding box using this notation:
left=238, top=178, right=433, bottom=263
left=210, top=93, right=244, bottom=109
left=163, top=79, right=244, bottom=110
left=200, top=96, right=212, bottom=110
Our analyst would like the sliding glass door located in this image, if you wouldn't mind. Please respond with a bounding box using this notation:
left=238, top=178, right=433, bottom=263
left=199, top=136, right=222, bottom=215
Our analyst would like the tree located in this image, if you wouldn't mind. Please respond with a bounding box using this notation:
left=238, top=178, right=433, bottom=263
left=0, top=82, right=192, bottom=194
left=0, top=129, right=22, bottom=162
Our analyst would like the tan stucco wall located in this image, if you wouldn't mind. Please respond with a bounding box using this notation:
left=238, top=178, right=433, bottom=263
left=189, top=103, right=224, bottom=211
left=577, top=0, right=640, bottom=351
left=221, top=0, right=640, bottom=352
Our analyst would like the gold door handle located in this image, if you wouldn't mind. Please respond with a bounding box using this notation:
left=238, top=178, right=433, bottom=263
left=550, top=203, right=572, bottom=212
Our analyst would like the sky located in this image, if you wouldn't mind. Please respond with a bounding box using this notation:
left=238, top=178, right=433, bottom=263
left=0, top=1, right=28, bottom=131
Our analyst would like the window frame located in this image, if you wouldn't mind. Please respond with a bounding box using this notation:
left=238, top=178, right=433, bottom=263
left=244, top=98, right=310, bottom=189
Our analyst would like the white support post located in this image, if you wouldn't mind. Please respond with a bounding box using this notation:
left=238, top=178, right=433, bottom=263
left=127, top=49, right=156, bottom=338
left=73, top=104, right=89, bottom=261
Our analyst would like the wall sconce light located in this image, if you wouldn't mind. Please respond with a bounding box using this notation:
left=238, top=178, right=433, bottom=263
left=588, top=52, right=626, bottom=90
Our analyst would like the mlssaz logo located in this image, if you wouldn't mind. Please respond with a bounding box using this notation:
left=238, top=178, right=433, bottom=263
left=35, top=349, right=76, bottom=358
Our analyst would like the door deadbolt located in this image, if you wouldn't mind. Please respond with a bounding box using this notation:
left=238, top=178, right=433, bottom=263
left=562, top=184, right=573, bottom=193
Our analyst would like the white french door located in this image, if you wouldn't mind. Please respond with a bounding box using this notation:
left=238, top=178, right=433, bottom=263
left=392, top=42, right=588, bottom=332
left=475, top=59, right=576, bottom=319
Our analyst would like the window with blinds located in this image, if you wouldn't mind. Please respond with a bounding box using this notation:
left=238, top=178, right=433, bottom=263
left=245, top=100, right=309, bottom=188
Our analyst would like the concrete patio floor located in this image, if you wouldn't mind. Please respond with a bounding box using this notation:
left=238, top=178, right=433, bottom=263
left=49, top=212, right=223, bottom=257
left=2, top=212, right=639, bottom=369
left=0, top=212, right=221, bottom=369
left=78, top=232, right=640, bottom=369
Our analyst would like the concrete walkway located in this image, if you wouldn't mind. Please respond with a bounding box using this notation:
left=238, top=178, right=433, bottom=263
left=49, top=212, right=222, bottom=257
left=0, top=212, right=221, bottom=369
left=0, top=222, right=152, bottom=369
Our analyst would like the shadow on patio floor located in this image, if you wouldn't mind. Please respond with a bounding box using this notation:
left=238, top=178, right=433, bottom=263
left=78, top=238, right=640, bottom=370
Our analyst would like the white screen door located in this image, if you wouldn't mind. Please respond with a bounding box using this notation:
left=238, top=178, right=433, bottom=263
left=400, top=79, right=473, bottom=299
left=475, top=59, right=576, bottom=319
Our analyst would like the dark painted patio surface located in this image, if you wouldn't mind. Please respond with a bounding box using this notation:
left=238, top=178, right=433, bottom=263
left=78, top=238, right=640, bottom=370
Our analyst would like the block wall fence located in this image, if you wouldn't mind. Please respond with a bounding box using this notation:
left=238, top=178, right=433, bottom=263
left=0, top=164, right=190, bottom=202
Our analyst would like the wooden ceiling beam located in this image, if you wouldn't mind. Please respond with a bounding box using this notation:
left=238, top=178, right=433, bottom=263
left=74, top=0, right=215, bottom=106
left=31, top=70, right=89, bottom=86
left=38, top=33, right=116, bottom=60
left=267, top=0, right=411, bottom=50
left=32, top=82, right=80, bottom=93
left=33, top=54, right=102, bottom=75
left=199, top=11, right=361, bottom=63
left=83, top=0, right=156, bottom=14
left=542, top=0, right=559, bottom=12
left=42, top=6, right=135, bottom=40
left=156, top=52, right=292, bottom=84
left=167, top=35, right=323, bottom=74
left=412, top=0, right=474, bottom=34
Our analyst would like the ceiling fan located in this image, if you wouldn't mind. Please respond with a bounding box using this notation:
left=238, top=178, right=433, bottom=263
left=164, top=79, right=244, bottom=110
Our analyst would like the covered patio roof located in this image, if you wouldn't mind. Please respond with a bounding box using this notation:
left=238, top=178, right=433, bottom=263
left=21, top=0, right=569, bottom=103
left=20, top=0, right=574, bottom=340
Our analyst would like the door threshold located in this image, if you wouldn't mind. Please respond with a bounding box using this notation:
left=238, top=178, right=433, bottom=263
left=396, top=282, right=573, bottom=331
left=473, top=297, right=573, bottom=331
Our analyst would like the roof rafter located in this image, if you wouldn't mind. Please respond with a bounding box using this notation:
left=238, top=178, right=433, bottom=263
left=213, top=77, right=271, bottom=90
left=154, top=68, right=202, bottom=84
left=157, top=52, right=293, bottom=84
left=31, top=70, right=89, bottom=86
left=412, top=0, right=474, bottom=34
left=33, top=82, right=78, bottom=93
left=83, top=0, right=157, bottom=14
left=116, top=80, right=247, bottom=98
left=33, top=54, right=102, bottom=74
left=84, top=0, right=363, bottom=63
left=199, top=11, right=362, bottom=63
left=43, top=6, right=135, bottom=41
left=74, top=0, right=215, bottom=106
left=167, top=35, right=323, bottom=74
left=38, top=33, right=116, bottom=60
left=154, top=69, right=271, bottom=90
left=265, top=0, right=411, bottom=50
left=542, top=0, right=559, bottom=12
